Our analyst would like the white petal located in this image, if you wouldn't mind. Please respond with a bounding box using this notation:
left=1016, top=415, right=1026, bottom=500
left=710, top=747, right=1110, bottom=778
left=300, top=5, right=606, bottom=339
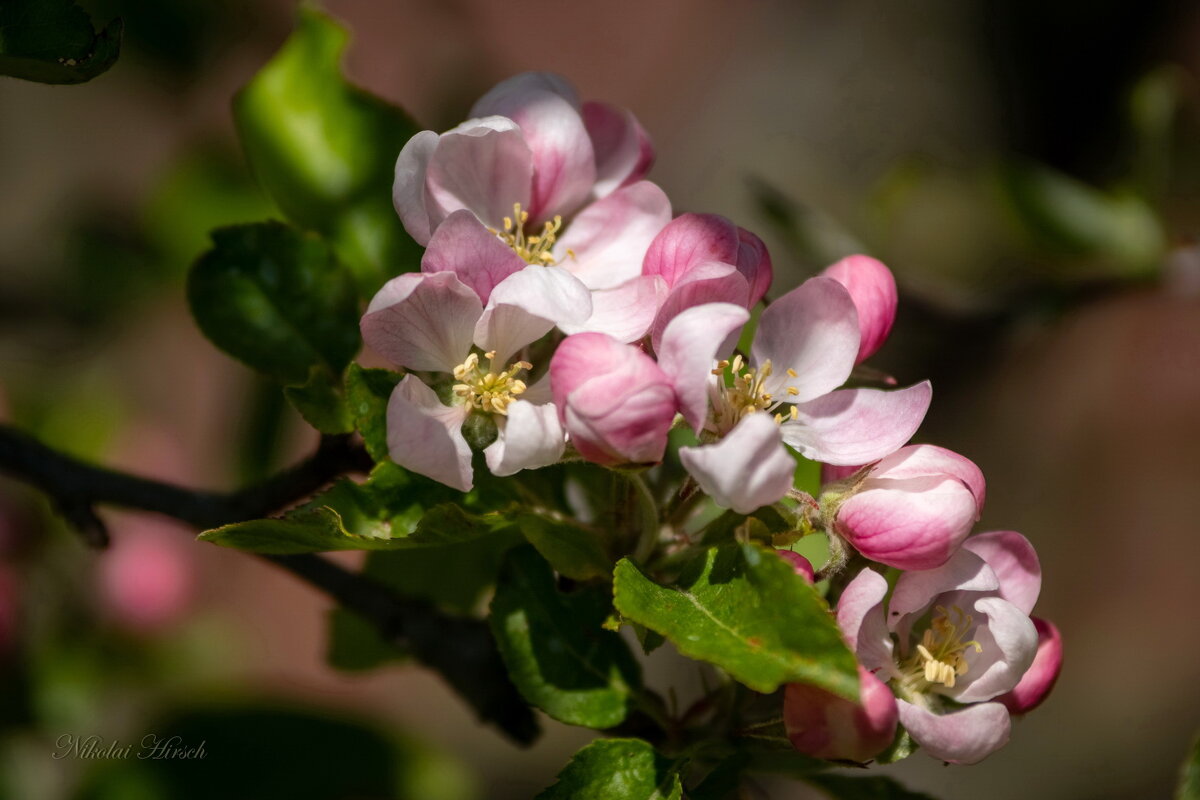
left=835, top=568, right=897, bottom=677
left=950, top=597, right=1039, bottom=703
left=557, top=275, right=668, bottom=344
left=753, top=276, right=860, bottom=402
left=420, top=209, right=527, bottom=304
left=678, top=414, right=794, bottom=513
left=780, top=382, right=932, bottom=466
left=475, top=265, right=593, bottom=365
left=393, top=130, right=440, bottom=245
left=657, top=303, right=749, bottom=431
left=361, top=272, right=481, bottom=372
left=485, top=400, right=566, bottom=476
left=554, top=181, right=671, bottom=290
left=386, top=376, right=473, bottom=492
left=888, top=548, right=999, bottom=641
left=425, top=116, right=533, bottom=232
left=897, top=700, right=1011, bottom=765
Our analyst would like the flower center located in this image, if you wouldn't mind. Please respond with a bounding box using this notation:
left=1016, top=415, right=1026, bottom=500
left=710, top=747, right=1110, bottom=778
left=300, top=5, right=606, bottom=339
left=489, top=203, right=572, bottom=266
left=707, top=356, right=803, bottom=434
left=900, top=605, right=983, bottom=691
left=452, top=350, right=532, bottom=415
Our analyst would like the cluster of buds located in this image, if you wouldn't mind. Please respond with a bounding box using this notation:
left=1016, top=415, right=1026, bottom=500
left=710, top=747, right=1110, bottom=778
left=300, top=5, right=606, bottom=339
left=364, top=72, right=1061, bottom=766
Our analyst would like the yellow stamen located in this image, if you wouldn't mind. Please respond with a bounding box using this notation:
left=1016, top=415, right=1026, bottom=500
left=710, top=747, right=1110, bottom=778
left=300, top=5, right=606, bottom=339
left=488, top=202, right=565, bottom=266
left=451, top=351, right=533, bottom=416
left=901, top=606, right=984, bottom=691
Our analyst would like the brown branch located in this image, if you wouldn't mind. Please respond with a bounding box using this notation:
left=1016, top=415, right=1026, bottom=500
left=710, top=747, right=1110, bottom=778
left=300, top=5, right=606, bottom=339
left=0, top=423, right=538, bottom=744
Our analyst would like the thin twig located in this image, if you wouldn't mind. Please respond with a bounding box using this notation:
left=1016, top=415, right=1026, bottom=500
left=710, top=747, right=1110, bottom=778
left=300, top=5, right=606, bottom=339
left=0, top=423, right=537, bottom=742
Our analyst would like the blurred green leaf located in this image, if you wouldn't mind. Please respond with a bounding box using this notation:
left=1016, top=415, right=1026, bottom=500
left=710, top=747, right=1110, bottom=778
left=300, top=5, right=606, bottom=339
left=283, top=365, right=354, bottom=434
left=233, top=8, right=422, bottom=293
left=187, top=221, right=361, bottom=385
left=748, top=177, right=866, bottom=273
left=806, top=774, right=939, bottom=800
left=613, top=543, right=858, bottom=697
left=346, top=364, right=402, bottom=462
left=1178, top=731, right=1200, bottom=800
left=490, top=546, right=642, bottom=728
left=536, top=738, right=683, bottom=800
left=518, top=512, right=612, bottom=582
left=998, top=159, right=1166, bottom=278
left=0, top=0, right=121, bottom=84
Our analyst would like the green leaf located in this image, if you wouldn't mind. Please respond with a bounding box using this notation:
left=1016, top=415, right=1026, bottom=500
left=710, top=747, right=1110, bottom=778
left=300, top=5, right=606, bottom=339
left=805, top=774, right=939, bottom=800
left=613, top=543, right=858, bottom=697
left=327, top=607, right=406, bottom=671
left=490, top=546, right=642, bottom=728
left=188, top=222, right=361, bottom=385
left=345, top=364, right=402, bottom=462
left=536, top=739, right=683, bottom=800
left=1178, top=731, right=1200, bottom=800
left=0, top=0, right=121, bottom=84
left=198, top=506, right=401, bottom=554
left=233, top=8, right=422, bottom=293
left=517, top=513, right=612, bottom=582
left=998, top=159, right=1166, bottom=278
left=284, top=366, right=354, bottom=434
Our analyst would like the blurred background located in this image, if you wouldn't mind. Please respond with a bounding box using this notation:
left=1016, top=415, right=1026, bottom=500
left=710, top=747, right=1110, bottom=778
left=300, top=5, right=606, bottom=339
left=1, top=0, right=1199, bottom=797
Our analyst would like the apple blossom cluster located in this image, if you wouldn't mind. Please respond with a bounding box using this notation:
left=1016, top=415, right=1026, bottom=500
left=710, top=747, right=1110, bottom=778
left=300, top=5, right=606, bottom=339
left=362, top=72, right=1061, bottom=766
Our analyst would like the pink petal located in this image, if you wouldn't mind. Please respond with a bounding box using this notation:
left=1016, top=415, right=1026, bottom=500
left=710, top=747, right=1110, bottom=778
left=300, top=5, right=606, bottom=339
left=780, top=382, right=932, bottom=466
left=550, top=333, right=676, bottom=466
left=657, top=302, right=749, bottom=431
left=558, top=274, right=669, bottom=344
left=393, top=130, right=440, bottom=245
left=470, top=72, right=595, bottom=221
left=836, top=474, right=979, bottom=570
left=835, top=568, right=896, bottom=676
left=736, top=227, right=773, bottom=307
left=888, top=549, right=999, bottom=637
left=386, top=376, right=473, bottom=492
left=962, top=530, right=1041, bottom=615
left=752, top=277, right=860, bottom=402
left=822, top=255, right=898, bottom=363
left=777, top=550, right=815, bottom=583
left=362, top=272, right=481, bottom=372
left=554, top=181, right=672, bottom=290
left=949, top=597, right=1038, bottom=704
left=998, top=617, right=1062, bottom=714
left=678, top=414, right=795, bottom=514
left=649, top=261, right=750, bottom=352
left=869, top=445, right=986, bottom=515
left=583, top=100, right=654, bottom=197
left=642, top=213, right=740, bottom=289
left=897, top=700, right=1011, bottom=765
left=420, top=210, right=527, bottom=304
left=784, top=665, right=898, bottom=763
left=425, top=116, right=533, bottom=233
left=484, top=400, right=565, bottom=477
left=475, top=265, right=592, bottom=365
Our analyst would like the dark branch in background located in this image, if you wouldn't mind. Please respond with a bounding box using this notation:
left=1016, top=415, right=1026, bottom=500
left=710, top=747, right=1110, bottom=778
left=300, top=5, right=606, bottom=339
left=0, top=424, right=539, bottom=745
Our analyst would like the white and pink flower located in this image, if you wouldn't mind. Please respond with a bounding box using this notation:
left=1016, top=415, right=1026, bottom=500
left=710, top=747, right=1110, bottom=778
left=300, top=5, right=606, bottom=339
left=361, top=265, right=591, bottom=491
left=836, top=530, right=1054, bottom=764
left=656, top=272, right=931, bottom=513
left=393, top=73, right=672, bottom=342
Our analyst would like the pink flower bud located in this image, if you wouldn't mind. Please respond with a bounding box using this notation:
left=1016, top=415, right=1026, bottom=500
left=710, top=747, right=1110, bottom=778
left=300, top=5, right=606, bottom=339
left=99, top=520, right=195, bottom=631
left=777, top=550, right=815, bottom=583
left=833, top=444, right=985, bottom=570
left=822, top=255, right=897, bottom=363
left=784, top=665, right=899, bottom=763
left=550, top=333, right=677, bottom=466
left=998, top=617, right=1062, bottom=714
